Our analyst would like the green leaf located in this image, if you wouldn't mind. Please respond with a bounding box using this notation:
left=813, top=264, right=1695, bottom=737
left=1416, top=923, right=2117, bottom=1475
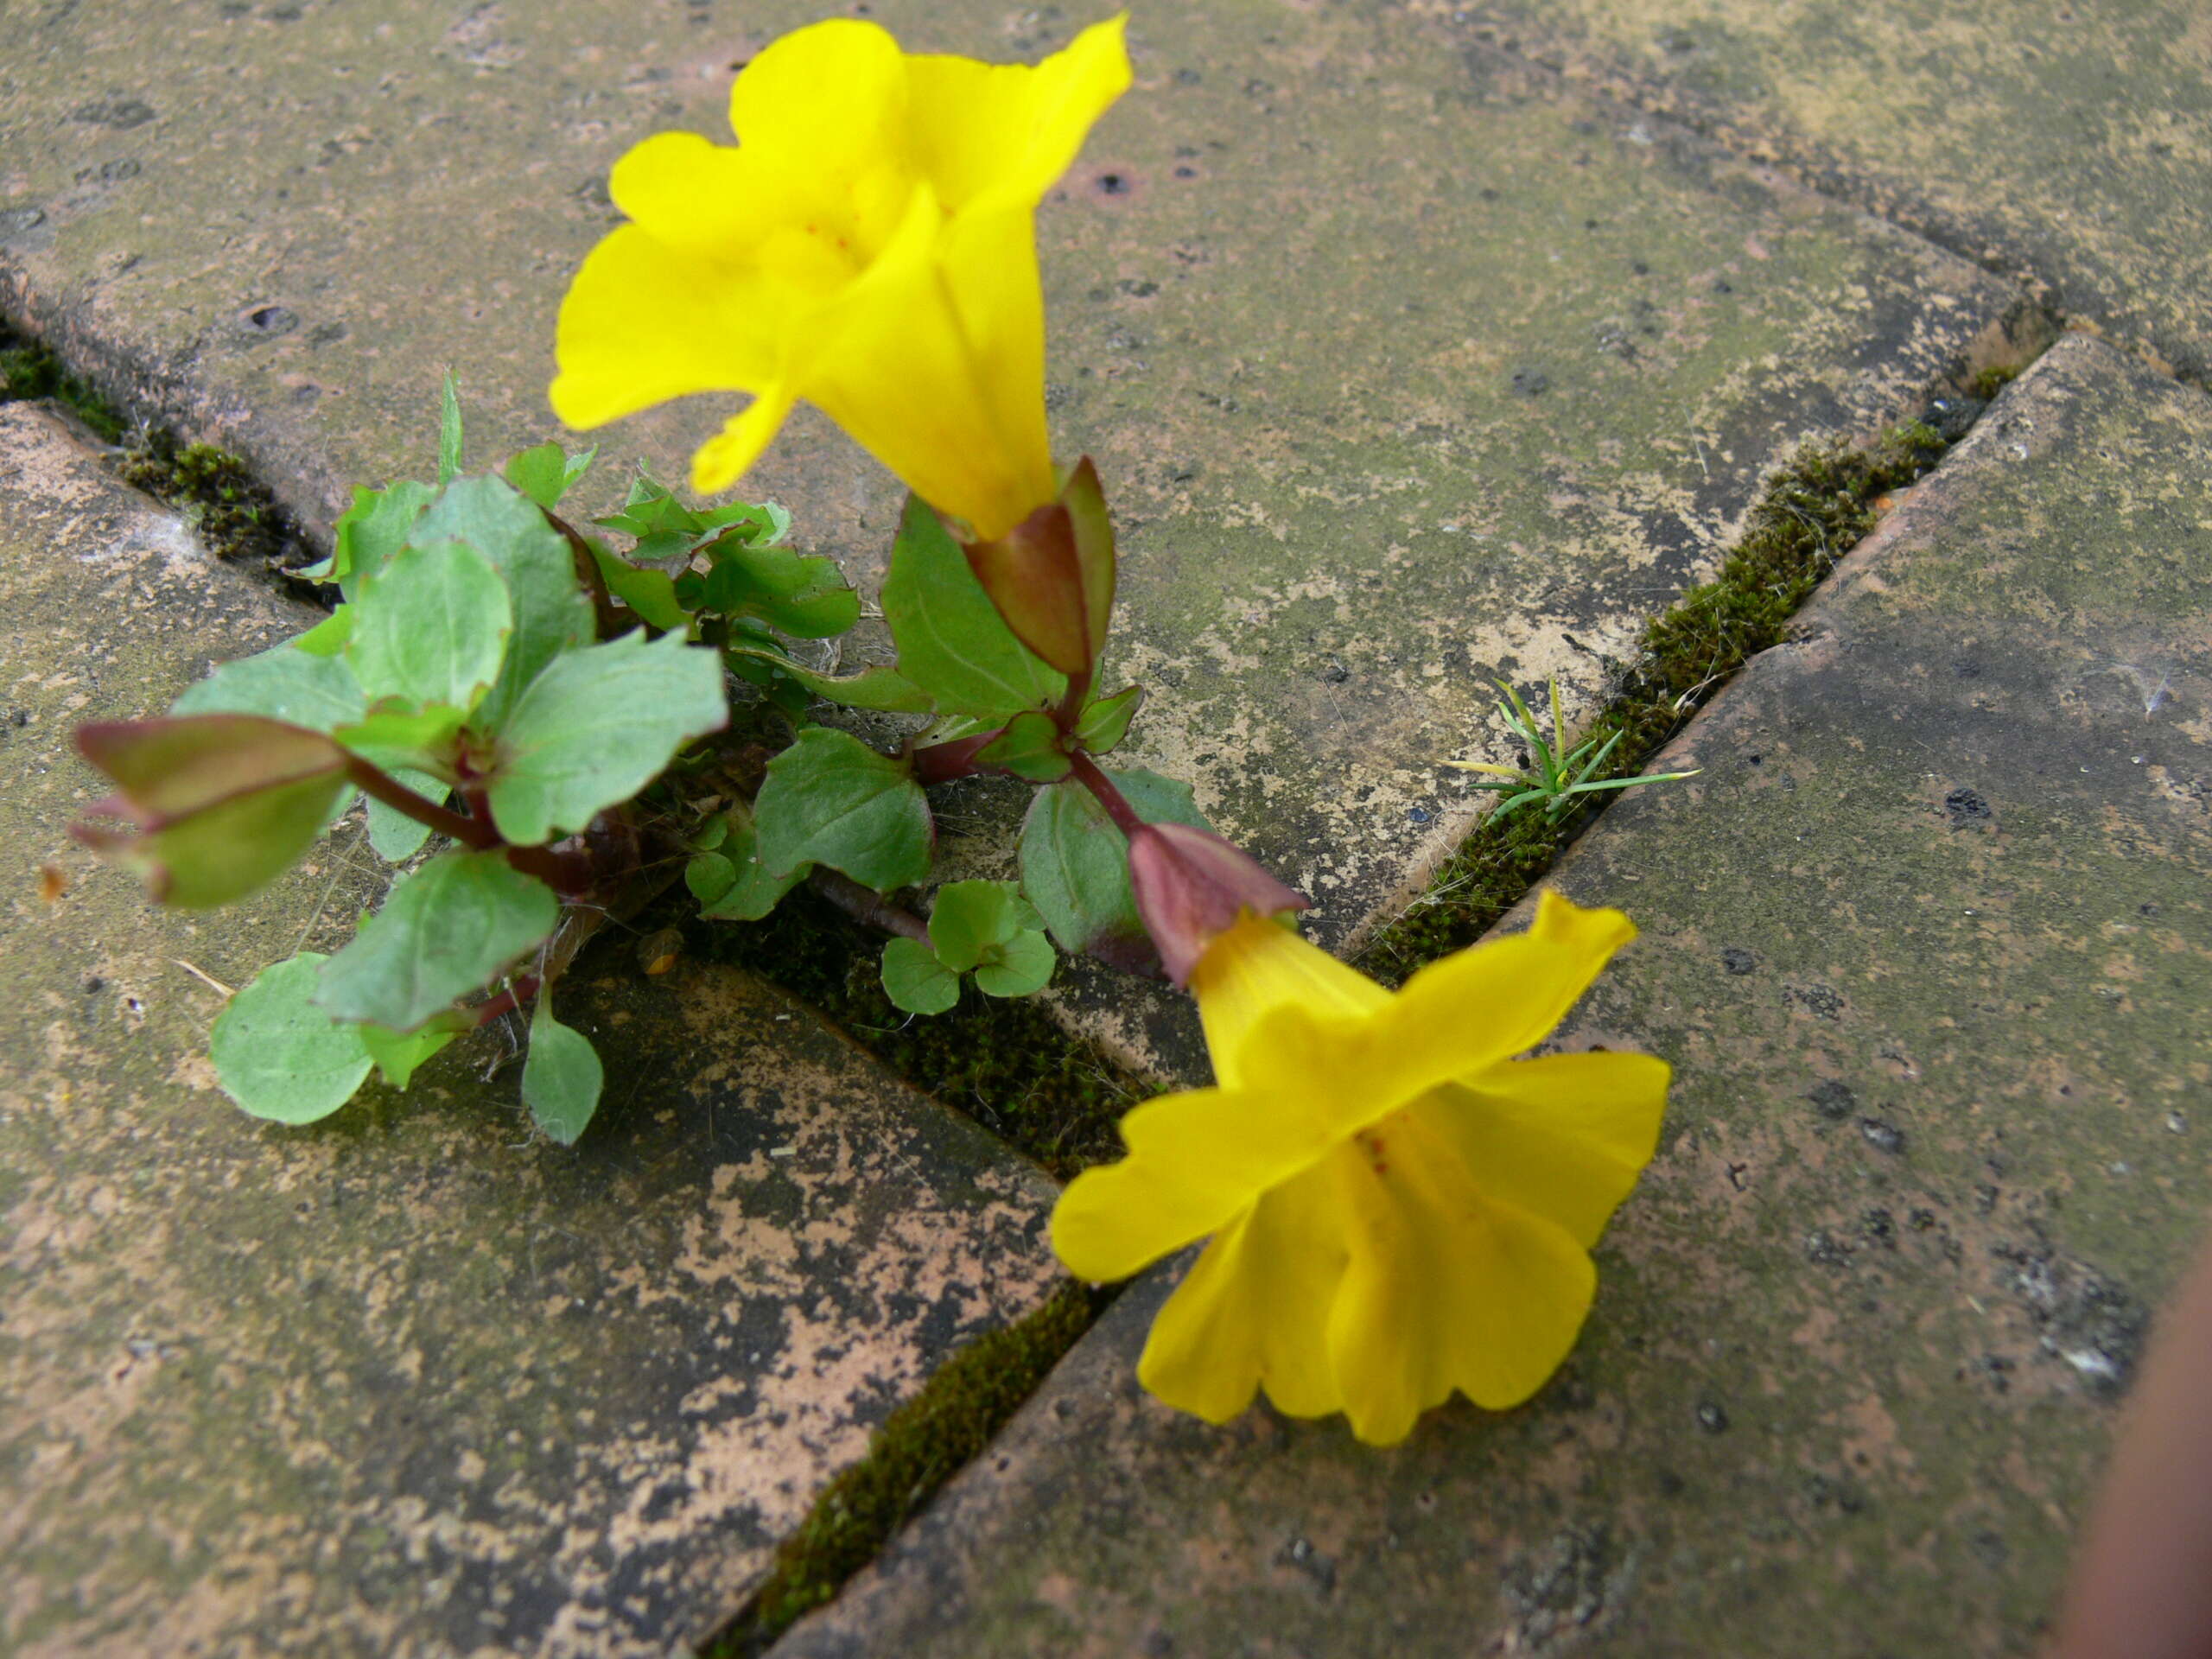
left=211, top=954, right=373, bottom=1123
left=173, top=641, right=367, bottom=732
left=505, top=441, right=596, bottom=510
left=696, top=538, right=861, bottom=639
left=880, top=937, right=959, bottom=1016
left=344, top=538, right=512, bottom=715
left=365, top=766, right=443, bottom=861
left=315, top=849, right=559, bottom=1032
left=927, top=879, right=1041, bottom=973
left=411, top=476, right=593, bottom=730
left=974, top=929, right=1055, bottom=998
left=686, top=850, right=735, bottom=906
left=359, top=1020, right=459, bottom=1089
left=722, top=646, right=933, bottom=713
left=753, top=726, right=932, bottom=892
left=588, top=540, right=690, bottom=632
left=976, top=710, right=1071, bottom=782
left=1018, top=767, right=1211, bottom=973
left=696, top=810, right=807, bottom=921
left=881, top=494, right=1064, bottom=720
left=334, top=703, right=468, bottom=779
left=1074, top=685, right=1144, bottom=754
left=523, top=998, right=603, bottom=1145
left=291, top=606, right=355, bottom=658
left=438, top=372, right=464, bottom=485
left=485, top=628, right=728, bottom=846
left=76, top=715, right=352, bottom=908
left=327, top=480, right=435, bottom=601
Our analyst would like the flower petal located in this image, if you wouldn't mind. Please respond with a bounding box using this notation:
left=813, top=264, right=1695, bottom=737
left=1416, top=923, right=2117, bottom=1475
left=906, top=16, right=1133, bottom=214
left=1051, top=1084, right=1332, bottom=1282
left=550, top=225, right=786, bottom=429
left=1353, top=890, right=1637, bottom=1103
left=1325, top=1106, right=1597, bottom=1443
left=692, top=385, right=798, bottom=497
left=728, top=19, right=911, bottom=184
left=1419, top=1051, right=1669, bottom=1249
left=1136, top=1160, right=1347, bottom=1424
left=800, top=186, right=1057, bottom=537
left=1190, top=913, right=1389, bottom=1089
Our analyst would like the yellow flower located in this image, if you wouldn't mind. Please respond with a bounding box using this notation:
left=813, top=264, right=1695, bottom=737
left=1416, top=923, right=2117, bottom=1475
left=550, top=16, right=1131, bottom=543
left=1052, top=891, right=1669, bottom=1446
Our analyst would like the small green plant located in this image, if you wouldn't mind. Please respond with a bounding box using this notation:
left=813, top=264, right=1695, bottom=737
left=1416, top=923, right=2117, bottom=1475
left=1445, top=677, right=1700, bottom=822
left=73, top=379, right=1238, bottom=1142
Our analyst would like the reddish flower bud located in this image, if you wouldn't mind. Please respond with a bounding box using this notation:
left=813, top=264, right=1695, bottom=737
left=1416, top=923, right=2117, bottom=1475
left=956, top=457, right=1116, bottom=677
left=1126, top=821, right=1308, bottom=988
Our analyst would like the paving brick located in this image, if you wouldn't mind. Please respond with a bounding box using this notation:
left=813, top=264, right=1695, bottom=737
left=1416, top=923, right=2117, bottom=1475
left=1424, top=0, right=2212, bottom=383
left=0, top=3, right=2035, bottom=1053
left=0, top=404, right=1060, bottom=1657
left=770, top=337, right=2212, bottom=1657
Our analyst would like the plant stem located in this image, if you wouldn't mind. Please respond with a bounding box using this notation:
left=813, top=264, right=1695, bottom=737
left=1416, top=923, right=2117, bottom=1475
left=1068, top=751, right=1145, bottom=838
left=340, top=755, right=594, bottom=893
left=808, top=868, right=930, bottom=943
left=471, top=973, right=541, bottom=1027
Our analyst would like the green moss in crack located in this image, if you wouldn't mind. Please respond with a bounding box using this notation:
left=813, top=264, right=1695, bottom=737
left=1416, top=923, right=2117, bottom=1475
left=0, top=315, right=301, bottom=569
left=1969, top=363, right=2022, bottom=400
left=709, top=1281, right=1105, bottom=1657
left=0, top=317, right=127, bottom=442
left=694, top=884, right=1140, bottom=1178
left=114, top=429, right=296, bottom=570
left=1357, top=418, right=1951, bottom=986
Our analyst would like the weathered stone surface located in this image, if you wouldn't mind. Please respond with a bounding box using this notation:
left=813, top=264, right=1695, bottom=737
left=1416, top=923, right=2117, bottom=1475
left=0, top=404, right=1060, bottom=1656
left=1427, top=0, right=2212, bottom=383
left=0, top=3, right=2034, bottom=1009
left=771, top=337, right=2212, bottom=1656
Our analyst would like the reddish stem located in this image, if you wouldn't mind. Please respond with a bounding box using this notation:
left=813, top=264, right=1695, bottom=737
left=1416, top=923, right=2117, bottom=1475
left=470, top=973, right=542, bottom=1027
left=911, top=730, right=1000, bottom=785
left=808, top=867, right=931, bottom=943
left=1069, top=750, right=1146, bottom=838
left=341, top=756, right=594, bottom=894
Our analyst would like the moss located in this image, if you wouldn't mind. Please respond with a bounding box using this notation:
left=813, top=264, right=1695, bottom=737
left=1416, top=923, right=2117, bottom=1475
left=693, top=884, right=1141, bottom=1179
left=706, top=1281, right=1106, bottom=1657
left=1357, top=418, right=1953, bottom=985
left=1969, top=363, right=2023, bottom=400
left=0, top=313, right=302, bottom=570
left=0, top=315, right=127, bottom=442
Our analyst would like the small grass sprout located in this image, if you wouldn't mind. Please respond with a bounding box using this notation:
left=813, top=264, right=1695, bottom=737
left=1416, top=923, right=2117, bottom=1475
left=1446, top=677, right=1700, bottom=822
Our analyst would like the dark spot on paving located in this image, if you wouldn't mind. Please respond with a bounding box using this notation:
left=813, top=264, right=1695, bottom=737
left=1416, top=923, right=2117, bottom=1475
left=72, top=97, right=156, bottom=130
left=1142, top=1630, right=1176, bottom=1657
left=1784, top=982, right=1845, bottom=1020
left=1695, top=1401, right=1729, bottom=1433
left=1807, top=1079, right=1855, bottom=1121
left=1859, top=1117, right=1906, bottom=1154
left=1173, top=67, right=1201, bottom=85
left=1996, top=1236, right=2147, bottom=1400
left=1720, top=946, right=1758, bottom=976
left=1408, top=806, right=1432, bottom=823
left=307, top=321, right=347, bottom=346
left=81, top=976, right=104, bottom=995
left=1804, top=1230, right=1853, bottom=1268
left=1861, top=1206, right=1897, bottom=1247
left=1096, top=172, right=1130, bottom=196
left=0, top=207, right=47, bottom=238
left=1944, top=786, right=1993, bottom=825
left=1274, top=1535, right=1337, bottom=1596
left=1502, top=1524, right=1617, bottom=1649
left=1510, top=368, right=1549, bottom=397
left=75, top=158, right=140, bottom=187
left=1971, top=1529, right=2011, bottom=1570
left=239, top=305, right=298, bottom=338
left=1954, top=658, right=1983, bottom=678
left=1244, top=78, right=1274, bottom=97
left=1803, top=1472, right=1866, bottom=1515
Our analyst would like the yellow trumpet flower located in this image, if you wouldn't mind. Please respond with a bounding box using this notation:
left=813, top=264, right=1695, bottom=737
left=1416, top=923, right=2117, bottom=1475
left=550, top=15, right=1131, bottom=543
left=1052, top=891, right=1669, bottom=1446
